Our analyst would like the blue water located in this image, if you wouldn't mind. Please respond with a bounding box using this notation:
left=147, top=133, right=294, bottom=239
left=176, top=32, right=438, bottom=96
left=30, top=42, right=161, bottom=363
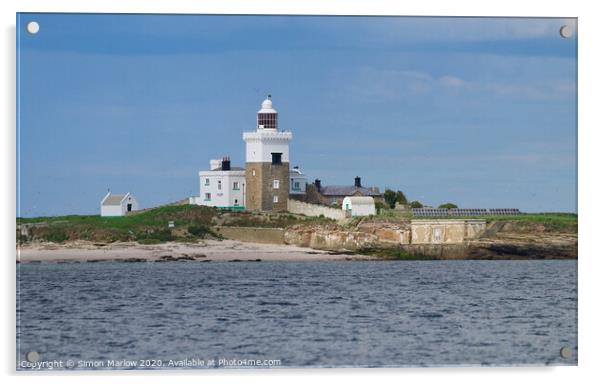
left=16, top=260, right=577, bottom=369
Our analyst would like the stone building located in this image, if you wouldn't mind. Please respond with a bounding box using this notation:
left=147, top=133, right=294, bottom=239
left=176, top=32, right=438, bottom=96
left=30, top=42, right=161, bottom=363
left=313, top=177, right=383, bottom=206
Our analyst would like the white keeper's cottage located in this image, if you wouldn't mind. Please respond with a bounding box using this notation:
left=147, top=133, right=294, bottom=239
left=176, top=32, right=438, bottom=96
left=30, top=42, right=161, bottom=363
left=100, top=192, right=139, bottom=217
left=189, top=157, right=246, bottom=210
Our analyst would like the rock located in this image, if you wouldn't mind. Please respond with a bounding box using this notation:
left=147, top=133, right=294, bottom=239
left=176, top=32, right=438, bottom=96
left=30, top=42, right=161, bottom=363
left=119, top=258, right=147, bottom=263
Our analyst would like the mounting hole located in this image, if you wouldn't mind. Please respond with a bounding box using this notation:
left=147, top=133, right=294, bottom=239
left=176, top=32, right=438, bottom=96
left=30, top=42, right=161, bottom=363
left=26, top=21, right=40, bottom=35
left=560, top=346, right=572, bottom=359
left=25, top=351, right=40, bottom=363
left=559, top=25, right=573, bottom=38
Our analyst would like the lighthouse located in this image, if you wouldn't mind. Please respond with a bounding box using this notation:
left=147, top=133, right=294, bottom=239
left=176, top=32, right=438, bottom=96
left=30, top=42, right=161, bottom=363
left=243, top=95, right=292, bottom=211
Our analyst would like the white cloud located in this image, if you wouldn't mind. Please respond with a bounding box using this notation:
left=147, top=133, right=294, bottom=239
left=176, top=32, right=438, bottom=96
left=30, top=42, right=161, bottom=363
left=339, top=66, right=575, bottom=103
left=439, top=75, right=467, bottom=88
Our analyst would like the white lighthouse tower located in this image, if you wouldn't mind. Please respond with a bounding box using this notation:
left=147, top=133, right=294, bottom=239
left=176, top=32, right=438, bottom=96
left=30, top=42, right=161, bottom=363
left=242, top=95, right=292, bottom=211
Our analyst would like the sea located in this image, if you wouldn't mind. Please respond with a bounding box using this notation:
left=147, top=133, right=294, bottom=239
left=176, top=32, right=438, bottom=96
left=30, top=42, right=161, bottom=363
left=16, top=260, right=577, bottom=370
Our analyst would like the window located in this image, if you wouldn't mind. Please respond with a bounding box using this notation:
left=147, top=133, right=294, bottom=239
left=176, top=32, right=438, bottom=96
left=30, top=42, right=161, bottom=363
left=273, top=195, right=279, bottom=203
left=293, top=181, right=300, bottom=191
left=217, top=180, right=222, bottom=190
left=233, top=181, right=239, bottom=190
left=252, top=169, right=256, bottom=176
left=273, top=179, right=279, bottom=189
left=258, top=113, right=278, bottom=129
left=204, top=193, right=211, bottom=201
left=271, top=152, right=282, bottom=165
left=234, top=199, right=239, bottom=206
left=204, top=178, right=210, bottom=186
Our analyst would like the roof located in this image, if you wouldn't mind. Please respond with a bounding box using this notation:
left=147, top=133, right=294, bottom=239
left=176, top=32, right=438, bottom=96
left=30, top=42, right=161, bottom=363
left=102, top=193, right=127, bottom=206
left=320, top=186, right=381, bottom=197
left=258, top=96, right=277, bottom=114
left=211, top=166, right=245, bottom=171
left=343, top=196, right=376, bottom=205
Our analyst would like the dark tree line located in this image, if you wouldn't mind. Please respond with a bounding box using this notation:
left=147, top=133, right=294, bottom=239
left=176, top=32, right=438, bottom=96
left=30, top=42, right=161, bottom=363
left=382, top=189, right=456, bottom=210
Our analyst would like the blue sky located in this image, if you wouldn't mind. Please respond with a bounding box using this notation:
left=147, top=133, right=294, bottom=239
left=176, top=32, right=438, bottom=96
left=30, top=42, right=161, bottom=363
left=17, top=14, right=577, bottom=216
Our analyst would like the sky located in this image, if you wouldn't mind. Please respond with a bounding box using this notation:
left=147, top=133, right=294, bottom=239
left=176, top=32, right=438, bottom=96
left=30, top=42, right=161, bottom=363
left=16, top=14, right=577, bottom=217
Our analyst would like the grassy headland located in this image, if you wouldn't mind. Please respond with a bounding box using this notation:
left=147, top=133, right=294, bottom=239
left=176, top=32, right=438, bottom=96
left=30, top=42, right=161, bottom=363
left=17, top=205, right=334, bottom=244
left=17, top=206, right=576, bottom=260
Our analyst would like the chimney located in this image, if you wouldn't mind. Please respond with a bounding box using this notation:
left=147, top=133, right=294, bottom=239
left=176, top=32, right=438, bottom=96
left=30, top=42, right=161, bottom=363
left=210, top=159, right=221, bottom=170
left=314, top=179, right=321, bottom=192
left=221, top=156, right=231, bottom=171
left=355, top=176, right=362, bottom=188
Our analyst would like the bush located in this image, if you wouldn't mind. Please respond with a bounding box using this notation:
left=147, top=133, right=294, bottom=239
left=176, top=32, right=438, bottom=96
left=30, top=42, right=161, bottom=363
left=188, top=224, right=212, bottom=238
left=42, top=227, right=69, bottom=243
left=383, top=189, right=397, bottom=209
left=438, top=203, right=458, bottom=209
left=137, top=229, right=174, bottom=243
left=138, top=238, right=162, bottom=245
left=395, top=191, right=408, bottom=205
left=409, top=201, right=423, bottom=208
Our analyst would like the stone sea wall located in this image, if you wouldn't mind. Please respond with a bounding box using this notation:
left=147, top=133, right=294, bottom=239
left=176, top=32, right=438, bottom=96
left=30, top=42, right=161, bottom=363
left=411, top=220, right=486, bottom=244
left=214, top=226, right=285, bottom=244
left=287, top=199, right=345, bottom=221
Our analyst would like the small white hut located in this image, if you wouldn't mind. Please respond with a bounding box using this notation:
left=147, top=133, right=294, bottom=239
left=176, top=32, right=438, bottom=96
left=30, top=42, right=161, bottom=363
left=100, top=192, right=139, bottom=217
left=342, top=196, right=376, bottom=217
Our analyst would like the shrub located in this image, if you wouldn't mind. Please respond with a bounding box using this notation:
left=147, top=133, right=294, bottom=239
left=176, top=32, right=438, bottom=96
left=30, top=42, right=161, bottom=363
left=42, top=227, right=69, bottom=243
left=409, top=201, right=423, bottom=208
left=188, top=224, right=212, bottom=238
left=138, top=238, right=162, bottom=245
left=395, top=191, right=408, bottom=205
left=438, top=203, right=458, bottom=209
left=383, top=189, right=397, bottom=209
left=136, top=229, right=174, bottom=243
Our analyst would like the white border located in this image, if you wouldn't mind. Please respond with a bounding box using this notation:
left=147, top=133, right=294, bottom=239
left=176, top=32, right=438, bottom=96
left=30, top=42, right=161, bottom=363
left=3, top=1, right=600, bottom=383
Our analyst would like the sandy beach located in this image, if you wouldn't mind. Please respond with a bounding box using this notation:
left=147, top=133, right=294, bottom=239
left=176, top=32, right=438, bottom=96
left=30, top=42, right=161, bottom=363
left=17, top=240, right=375, bottom=263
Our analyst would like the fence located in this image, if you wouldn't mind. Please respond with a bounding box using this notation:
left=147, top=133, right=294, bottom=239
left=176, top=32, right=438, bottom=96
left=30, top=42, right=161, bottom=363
left=412, top=208, right=521, bottom=217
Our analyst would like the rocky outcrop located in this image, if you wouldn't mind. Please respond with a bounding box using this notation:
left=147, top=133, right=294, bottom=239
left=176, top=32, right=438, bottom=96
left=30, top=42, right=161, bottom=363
left=284, top=225, right=379, bottom=250
left=356, top=221, right=411, bottom=244
left=284, top=220, right=577, bottom=259
left=394, top=241, right=576, bottom=260
left=466, top=240, right=577, bottom=259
